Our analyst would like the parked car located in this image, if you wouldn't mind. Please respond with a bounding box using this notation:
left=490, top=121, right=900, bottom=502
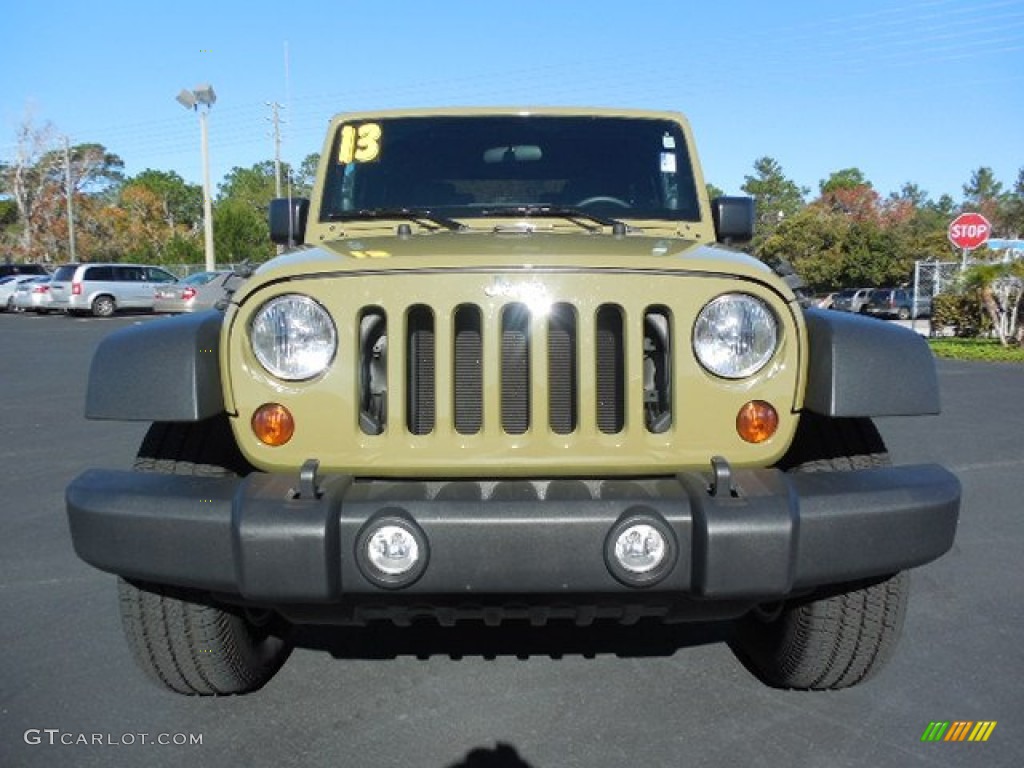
left=1, top=275, right=40, bottom=312
left=864, top=288, right=931, bottom=320
left=153, top=271, right=244, bottom=313
left=813, top=292, right=836, bottom=309
left=49, top=263, right=178, bottom=317
left=0, top=263, right=49, bottom=279
left=831, top=287, right=874, bottom=313
left=12, top=275, right=54, bottom=313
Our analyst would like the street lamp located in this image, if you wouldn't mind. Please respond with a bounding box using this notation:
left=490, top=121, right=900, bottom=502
left=177, top=84, right=217, bottom=272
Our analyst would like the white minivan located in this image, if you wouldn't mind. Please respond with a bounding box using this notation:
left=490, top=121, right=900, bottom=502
left=49, top=263, right=178, bottom=317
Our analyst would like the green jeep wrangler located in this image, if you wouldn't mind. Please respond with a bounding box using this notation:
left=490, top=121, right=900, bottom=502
left=66, top=107, right=960, bottom=695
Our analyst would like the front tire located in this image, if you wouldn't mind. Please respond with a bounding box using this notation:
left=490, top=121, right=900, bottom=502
left=118, top=578, right=291, bottom=695
left=731, top=414, right=910, bottom=690
left=118, top=416, right=292, bottom=695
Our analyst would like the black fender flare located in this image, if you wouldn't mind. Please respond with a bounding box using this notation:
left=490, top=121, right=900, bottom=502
left=802, top=308, right=940, bottom=417
left=85, top=311, right=224, bottom=421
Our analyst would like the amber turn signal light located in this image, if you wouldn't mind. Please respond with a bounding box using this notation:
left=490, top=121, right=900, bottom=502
left=252, top=403, right=295, bottom=446
left=736, top=400, right=778, bottom=444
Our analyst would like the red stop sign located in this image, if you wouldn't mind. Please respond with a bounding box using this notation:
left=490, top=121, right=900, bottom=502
left=948, top=212, right=991, bottom=250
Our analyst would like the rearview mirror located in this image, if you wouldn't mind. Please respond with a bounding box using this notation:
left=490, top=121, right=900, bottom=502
left=483, top=145, right=542, bottom=164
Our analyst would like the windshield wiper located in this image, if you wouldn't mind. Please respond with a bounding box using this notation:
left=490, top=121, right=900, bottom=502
left=477, top=205, right=628, bottom=233
left=325, top=208, right=467, bottom=232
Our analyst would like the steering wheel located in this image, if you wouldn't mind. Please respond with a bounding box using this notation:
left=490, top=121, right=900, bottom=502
left=575, top=195, right=631, bottom=209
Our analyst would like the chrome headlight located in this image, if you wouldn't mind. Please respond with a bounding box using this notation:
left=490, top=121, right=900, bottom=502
left=693, top=294, right=779, bottom=378
left=250, top=294, right=337, bottom=380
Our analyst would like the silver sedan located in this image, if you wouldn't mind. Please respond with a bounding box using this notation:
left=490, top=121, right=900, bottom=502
left=153, top=271, right=244, bottom=313
left=11, top=276, right=54, bottom=313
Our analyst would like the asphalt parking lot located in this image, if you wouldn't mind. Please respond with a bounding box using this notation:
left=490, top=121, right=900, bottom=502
left=1, top=311, right=1021, bottom=768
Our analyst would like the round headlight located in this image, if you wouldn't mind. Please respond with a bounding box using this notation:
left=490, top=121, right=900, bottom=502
left=693, top=294, right=779, bottom=379
left=250, top=295, right=337, bottom=380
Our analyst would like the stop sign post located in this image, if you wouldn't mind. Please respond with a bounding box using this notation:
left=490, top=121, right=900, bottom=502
left=949, top=212, right=991, bottom=250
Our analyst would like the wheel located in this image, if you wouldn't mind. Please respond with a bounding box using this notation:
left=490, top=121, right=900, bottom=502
left=91, top=295, right=116, bottom=317
left=897, top=306, right=911, bottom=320
left=118, top=416, right=292, bottom=695
left=730, top=413, right=910, bottom=690
left=575, top=195, right=631, bottom=208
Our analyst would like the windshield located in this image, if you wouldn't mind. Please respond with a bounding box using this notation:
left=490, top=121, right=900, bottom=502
left=320, top=115, right=701, bottom=223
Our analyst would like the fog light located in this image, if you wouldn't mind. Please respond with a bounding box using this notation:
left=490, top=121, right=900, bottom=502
left=367, top=526, right=419, bottom=575
left=252, top=403, right=295, bottom=446
left=614, top=524, right=666, bottom=574
left=736, top=400, right=778, bottom=444
left=605, top=511, right=676, bottom=587
left=356, top=513, right=429, bottom=589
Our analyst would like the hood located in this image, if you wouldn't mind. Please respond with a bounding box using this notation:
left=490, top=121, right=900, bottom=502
left=251, top=231, right=777, bottom=285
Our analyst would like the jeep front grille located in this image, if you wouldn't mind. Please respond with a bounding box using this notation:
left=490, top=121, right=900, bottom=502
left=357, top=300, right=671, bottom=439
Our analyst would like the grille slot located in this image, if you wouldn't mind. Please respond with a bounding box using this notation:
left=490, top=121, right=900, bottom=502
left=595, top=305, right=625, bottom=434
left=501, top=304, right=531, bottom=435
left=406, top=305, right=435, bottom=435
left=453, top=305, right=483, bottom=435
left=548, top=304, right=578, bottom=434
left=643, top=307, right=672, bottom=434
left=358, top=307, right=387, bottom=435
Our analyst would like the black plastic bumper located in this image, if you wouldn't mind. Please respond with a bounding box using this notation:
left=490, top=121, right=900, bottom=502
left=66, top=463, right=959, bottom=603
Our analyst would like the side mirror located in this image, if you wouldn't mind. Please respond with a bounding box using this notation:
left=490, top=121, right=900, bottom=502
left=269, top=198, right=310, bottom=246
left=711, top=196, right=755, bottom=245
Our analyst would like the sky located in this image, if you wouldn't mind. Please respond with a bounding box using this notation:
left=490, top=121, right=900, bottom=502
left=2, top=0, right=1022, bottom=203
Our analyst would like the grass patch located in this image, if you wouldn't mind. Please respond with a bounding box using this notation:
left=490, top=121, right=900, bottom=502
left=928, top=337, right=1024, bottom=363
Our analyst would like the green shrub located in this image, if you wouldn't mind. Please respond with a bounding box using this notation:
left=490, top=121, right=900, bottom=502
left=931, top=293, right=991, bottom=337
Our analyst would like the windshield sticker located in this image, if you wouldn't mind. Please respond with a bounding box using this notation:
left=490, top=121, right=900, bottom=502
left=662, top=133, right=676, bottom=149
left=660, top=152, right=677, bottom=173
left=338, top=123, right=382, bottom=164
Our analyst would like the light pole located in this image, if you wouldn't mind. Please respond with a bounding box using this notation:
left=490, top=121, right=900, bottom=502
left=176, top=84, right=217, bottom=272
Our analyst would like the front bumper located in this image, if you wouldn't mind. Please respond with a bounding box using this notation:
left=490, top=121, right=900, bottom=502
left=66, top=461, right=960, bottom=610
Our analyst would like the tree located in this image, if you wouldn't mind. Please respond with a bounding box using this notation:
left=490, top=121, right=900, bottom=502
left=293, top=153, right=320, bottom=198
left=817, top=168, right=881, bottom=223
left=741, top=156, right=807, bottom=252
left=1004, top=167, right=1024, bottom=238
left=0, top=112, right=125, bottom=262
left=127, top=169, right=202, bottom=232
left=962, top=262, right=1024, bottom=346
left=218, top=161, right=281, bottom=209
left=213, top=198, right=274, bottom=264
left=2, top=115, right=59, bottom=257
left=961, top=166, right=1006, bottom=230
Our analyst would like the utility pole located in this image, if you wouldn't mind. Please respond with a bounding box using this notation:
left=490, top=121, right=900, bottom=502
left=63, top=137, right=77, bottom=262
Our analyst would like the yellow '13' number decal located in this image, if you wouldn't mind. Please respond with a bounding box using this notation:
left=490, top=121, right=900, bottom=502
left=338, top=123, right=381, bottom=163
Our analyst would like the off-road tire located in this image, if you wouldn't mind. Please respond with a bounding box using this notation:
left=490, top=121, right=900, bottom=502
left=731, top=413, right=910, bottom=690
left=118, top=416, right=292, bottom=695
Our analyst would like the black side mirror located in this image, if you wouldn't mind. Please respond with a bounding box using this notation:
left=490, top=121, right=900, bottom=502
left=269, top=198, right=310, bottom=246
left=711, top=196, right=755, bottom=245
